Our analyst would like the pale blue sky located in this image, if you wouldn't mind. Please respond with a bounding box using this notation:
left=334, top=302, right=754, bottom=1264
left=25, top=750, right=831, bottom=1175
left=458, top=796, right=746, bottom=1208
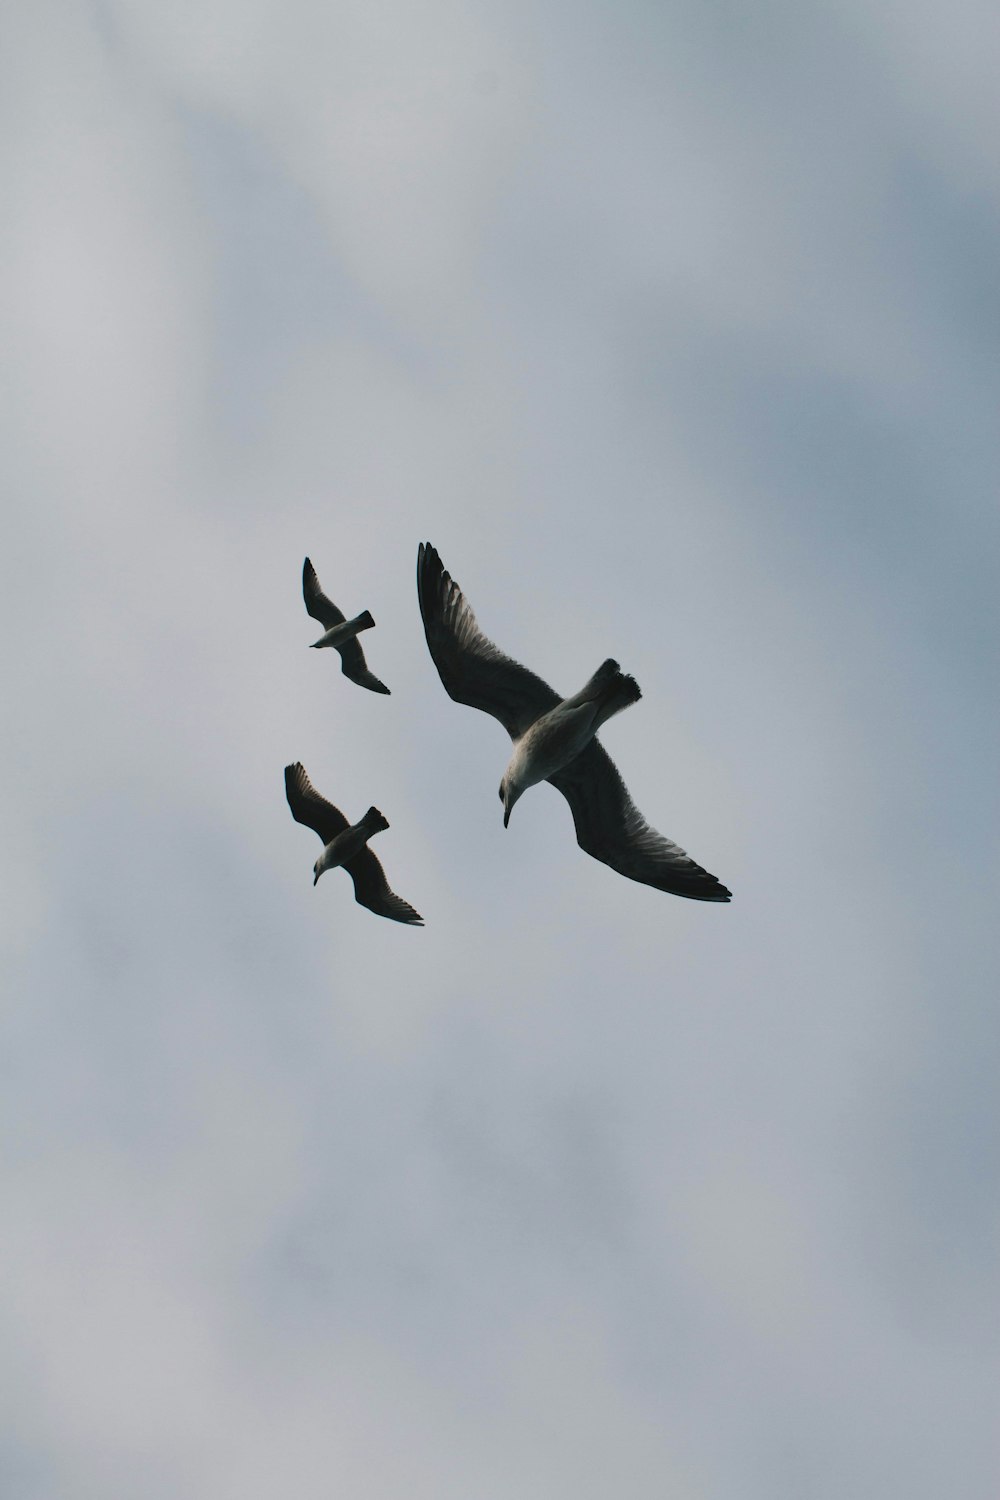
left=2, top=1, right=998, bottom=1495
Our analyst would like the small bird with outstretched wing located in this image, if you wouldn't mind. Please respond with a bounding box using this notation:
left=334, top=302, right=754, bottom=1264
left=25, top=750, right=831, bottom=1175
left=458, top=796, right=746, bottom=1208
left=284, top=762, right=423, bottom=924
left=302, top=557, right=390, bottom=694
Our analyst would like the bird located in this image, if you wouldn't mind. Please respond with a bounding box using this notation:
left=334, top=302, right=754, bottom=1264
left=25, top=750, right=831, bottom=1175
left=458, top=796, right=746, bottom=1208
left=284, top=762, right=423, bottom=925
left=416, top=542, right=731, bottom=902
left=302, top=557, right=390, bottom=694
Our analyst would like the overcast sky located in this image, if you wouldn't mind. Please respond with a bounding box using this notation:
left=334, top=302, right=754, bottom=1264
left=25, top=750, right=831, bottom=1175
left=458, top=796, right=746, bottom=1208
left=2, top=1, right=998, bottom=1495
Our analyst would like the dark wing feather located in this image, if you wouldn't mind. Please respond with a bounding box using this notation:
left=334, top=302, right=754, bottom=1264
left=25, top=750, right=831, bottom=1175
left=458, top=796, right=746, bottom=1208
left=284, top=762, right=349, bottom=845
left=302, top=558, right=346, bottom=630
left=344, top=847, right=424, bottom=924
left=548, top=741, right=732, bottom=901
left=338, top=639, right=391, bottom=695
left=417, top=542, right=559, bottom=739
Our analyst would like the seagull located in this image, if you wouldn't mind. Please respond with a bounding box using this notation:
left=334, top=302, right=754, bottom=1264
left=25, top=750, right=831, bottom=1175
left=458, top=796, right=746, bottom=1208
left=284, top=762, right=423, bottom=924
left=302, top=557, right=390, bottom=694
left=417, top=543, right=731, bottom=902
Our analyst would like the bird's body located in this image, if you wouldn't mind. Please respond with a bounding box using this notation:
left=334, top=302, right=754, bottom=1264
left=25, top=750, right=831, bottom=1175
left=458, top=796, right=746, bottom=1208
left=500, top=658, right=641, bottom=824
left=310, top=609, right=375, bottom=652
left=416, top=542, right=731, bottom=902
left=284, top=762, right=423, bottom=924
left=302, top=558, right=390, bottom=694
left=313, top=806, right=389, bottom=883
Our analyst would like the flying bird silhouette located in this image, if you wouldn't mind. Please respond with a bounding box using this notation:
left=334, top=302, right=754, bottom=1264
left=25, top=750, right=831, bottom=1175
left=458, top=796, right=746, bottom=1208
left=284, top=762, right=423, bottom=924
left=302, top=557, right=390, bottom=694
left=417, top=543, right=731, bottom=902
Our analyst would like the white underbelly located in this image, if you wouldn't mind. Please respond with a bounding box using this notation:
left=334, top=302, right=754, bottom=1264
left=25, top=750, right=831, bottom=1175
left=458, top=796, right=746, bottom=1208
left=514, top=705, right=596, bottom=787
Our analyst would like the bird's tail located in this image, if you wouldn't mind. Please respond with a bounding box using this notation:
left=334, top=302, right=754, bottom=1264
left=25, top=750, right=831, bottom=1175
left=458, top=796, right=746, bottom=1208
left=579, top=658, right=642, bottom=730
left=362, top=806, right=390, bottom=836
left=353, top=609, right=376, bottom=633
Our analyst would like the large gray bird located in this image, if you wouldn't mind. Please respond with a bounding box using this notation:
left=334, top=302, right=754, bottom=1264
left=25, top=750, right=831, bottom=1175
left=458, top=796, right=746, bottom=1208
left=302, top=557, right=390, bottom=694
left=284, top=762, right=423, bottom=924
left=417, top=543, right=731, bottom=902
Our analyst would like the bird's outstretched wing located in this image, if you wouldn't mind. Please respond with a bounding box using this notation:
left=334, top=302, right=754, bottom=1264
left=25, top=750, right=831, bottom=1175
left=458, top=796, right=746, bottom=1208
left=302, top=557, right=346, bottom=630
left=284, top=761, right=349, bottom=845
left=548, top=742, right=732, bottom=901
left=417, top=542, right=559, bottom=739
left=337, top=643, right=390, bottom=695
left=303, top=558, right=390, bottom=695
left=344, top=848, right=424, bottom=925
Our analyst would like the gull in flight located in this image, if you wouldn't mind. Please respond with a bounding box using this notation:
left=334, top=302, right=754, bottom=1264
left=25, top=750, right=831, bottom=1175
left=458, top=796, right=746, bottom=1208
left=302, top=557, right=390, bottom=694
left=417, top=543, right=731, bottom=902
left=284, top=762, right=423, bottom=924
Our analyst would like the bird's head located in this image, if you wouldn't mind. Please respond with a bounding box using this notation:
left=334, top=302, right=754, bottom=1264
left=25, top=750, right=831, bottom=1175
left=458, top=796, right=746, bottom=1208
left=499, top=774, right=522, bottom=828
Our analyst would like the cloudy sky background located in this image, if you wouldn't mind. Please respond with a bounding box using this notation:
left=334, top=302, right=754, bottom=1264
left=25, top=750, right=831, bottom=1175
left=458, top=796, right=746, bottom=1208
left=3, top=0, right=998, bottom=1494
